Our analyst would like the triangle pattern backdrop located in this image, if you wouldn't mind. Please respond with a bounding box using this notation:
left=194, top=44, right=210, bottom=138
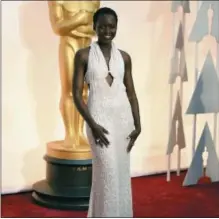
left=176, top=23, right=184, bottom=50
left=171, top=1, right=190, bottom=13
left=167, top=93, right=186, bottom=155
left=186, top=52, right=219, bottom=114
left=210, top=1, right=219, bottom=43
left=189, top=1, right=219, bottom=42
left=169, top=22, right=188, bottom=84
left=183, top=123, right=219, bottom=186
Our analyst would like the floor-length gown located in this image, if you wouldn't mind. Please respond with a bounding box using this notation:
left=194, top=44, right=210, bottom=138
left=85, top=41, right=135, bottom=217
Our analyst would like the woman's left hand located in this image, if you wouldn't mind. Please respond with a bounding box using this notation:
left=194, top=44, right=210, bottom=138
left=126, top=128, right=141, bottom=153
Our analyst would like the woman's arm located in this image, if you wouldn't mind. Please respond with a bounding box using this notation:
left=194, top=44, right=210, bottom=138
left=123, top=52, right=141, bottom=131
left=72, top=49, right=110, bottom=147
left=122, top=51, right=141, bottom=152
left=72, top=49, right=95, bottom=128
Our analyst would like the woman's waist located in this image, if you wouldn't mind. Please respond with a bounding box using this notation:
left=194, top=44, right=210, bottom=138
left=87, top=93, right=130, bottom=109
left=88, top=89, right=128, bottom=101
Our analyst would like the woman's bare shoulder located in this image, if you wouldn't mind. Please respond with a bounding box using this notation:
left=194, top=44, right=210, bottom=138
left=119, top=49, right=131, bottom=65
left=75, top=46, right=91, bottom=63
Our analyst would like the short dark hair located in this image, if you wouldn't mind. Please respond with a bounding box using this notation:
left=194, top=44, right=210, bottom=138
left=93, top=7, right=118, bottom=28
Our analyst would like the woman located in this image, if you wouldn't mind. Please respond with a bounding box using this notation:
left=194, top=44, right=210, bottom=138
left=73, top=7, right=141, bottom=217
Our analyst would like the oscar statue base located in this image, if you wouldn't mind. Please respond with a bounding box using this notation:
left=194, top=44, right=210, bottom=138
left=32, top=141, right=92, bottom=210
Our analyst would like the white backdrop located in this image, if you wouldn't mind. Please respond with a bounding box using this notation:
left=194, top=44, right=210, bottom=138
left=2, top=1, right=218, bottom=194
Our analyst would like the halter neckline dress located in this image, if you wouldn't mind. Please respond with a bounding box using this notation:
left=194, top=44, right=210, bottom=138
left=85, top=41, right=135, bottom=217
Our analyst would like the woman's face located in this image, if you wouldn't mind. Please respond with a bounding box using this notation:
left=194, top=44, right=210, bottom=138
left=95, top=14, right=117, bottom=44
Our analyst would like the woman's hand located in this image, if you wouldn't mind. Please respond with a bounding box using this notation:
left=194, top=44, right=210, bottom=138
left=126, top=128, right=141, bottom=153
left=91, top=123, right=110, bottom=147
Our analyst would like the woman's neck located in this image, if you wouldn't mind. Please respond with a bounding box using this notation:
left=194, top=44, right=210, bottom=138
left=97, top=41, right=112, bottom=51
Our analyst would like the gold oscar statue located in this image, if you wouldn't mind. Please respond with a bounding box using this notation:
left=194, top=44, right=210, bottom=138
left=47, top=1, right=100, bottom=160
left=32, top=1, right=100, bottom=210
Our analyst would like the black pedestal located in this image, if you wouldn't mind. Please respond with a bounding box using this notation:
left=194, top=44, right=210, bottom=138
left=32, top=156, right=92, bottom=210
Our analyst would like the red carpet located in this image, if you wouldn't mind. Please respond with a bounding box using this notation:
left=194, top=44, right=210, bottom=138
left=2, top=172, right=219, bottom=217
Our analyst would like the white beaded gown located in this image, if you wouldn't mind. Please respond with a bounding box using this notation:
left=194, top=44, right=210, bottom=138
left=85, top=41, right=135, bottom=217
